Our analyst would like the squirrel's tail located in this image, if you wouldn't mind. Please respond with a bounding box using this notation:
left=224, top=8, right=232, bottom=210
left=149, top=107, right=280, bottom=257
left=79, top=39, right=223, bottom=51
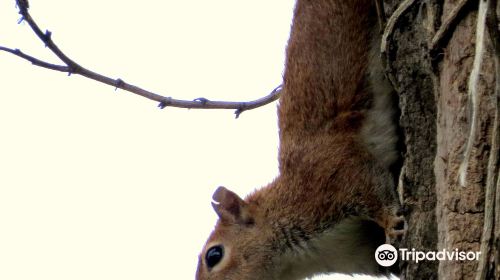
left=279, top=0, right=376, bottom=137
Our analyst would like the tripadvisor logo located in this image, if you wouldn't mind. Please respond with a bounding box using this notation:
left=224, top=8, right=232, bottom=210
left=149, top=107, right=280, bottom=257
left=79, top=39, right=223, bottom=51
left=375, top=244, right=398, bottom=267
left=375, top=244, right=481, bottom=266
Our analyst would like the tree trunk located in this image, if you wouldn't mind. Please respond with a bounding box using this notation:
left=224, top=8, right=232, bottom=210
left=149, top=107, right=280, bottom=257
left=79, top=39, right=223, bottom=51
left=383, top=0, right=499, bottom=279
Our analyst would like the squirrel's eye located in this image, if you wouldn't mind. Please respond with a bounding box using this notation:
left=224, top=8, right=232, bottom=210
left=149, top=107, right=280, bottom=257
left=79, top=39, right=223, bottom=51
left=205, top=245, right=224, bottom=268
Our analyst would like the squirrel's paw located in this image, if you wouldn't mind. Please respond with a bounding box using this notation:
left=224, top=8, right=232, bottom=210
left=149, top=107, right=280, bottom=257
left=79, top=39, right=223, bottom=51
left=386, top=214, right=406, bottom=243
left=375, top=207, right=406, bottom=244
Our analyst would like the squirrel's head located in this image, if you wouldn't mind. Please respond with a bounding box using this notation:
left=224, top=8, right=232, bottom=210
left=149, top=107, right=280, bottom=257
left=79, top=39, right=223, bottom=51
left=196, top=186, right=277, bottom=280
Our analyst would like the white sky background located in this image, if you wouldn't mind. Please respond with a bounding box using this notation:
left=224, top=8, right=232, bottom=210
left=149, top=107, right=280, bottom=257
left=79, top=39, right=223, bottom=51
left=0, top=1, right=394, bottom=279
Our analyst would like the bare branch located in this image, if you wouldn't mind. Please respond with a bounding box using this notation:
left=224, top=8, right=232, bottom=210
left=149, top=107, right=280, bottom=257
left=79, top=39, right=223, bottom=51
left=0, top=46, right=68, bottom=72
left=1, top=0, right=281, bottom=116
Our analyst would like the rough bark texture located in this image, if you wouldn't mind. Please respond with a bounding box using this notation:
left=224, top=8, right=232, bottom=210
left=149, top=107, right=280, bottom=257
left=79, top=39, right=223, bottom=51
left=384, top=1, right=439, bottom=279
left=435, top=2, right=495, bottom=278
left=383, top=0, right=498, bottom=279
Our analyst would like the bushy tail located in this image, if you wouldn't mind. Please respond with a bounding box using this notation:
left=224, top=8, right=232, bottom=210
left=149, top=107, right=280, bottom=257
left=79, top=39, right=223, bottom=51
left=279, top=0, right=376, bottom=137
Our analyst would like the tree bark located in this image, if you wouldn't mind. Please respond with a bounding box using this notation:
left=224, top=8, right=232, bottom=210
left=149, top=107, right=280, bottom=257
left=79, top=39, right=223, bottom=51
left=384, top=0, right=499, bottom=279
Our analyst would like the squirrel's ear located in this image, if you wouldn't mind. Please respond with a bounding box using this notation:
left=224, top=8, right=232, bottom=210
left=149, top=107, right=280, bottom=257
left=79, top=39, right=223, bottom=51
left=211, top=186, right=253, bottom=225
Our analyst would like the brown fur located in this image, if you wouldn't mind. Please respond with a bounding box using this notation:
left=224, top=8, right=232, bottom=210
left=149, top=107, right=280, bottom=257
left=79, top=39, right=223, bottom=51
left=196, top=1, right=401, bottom=279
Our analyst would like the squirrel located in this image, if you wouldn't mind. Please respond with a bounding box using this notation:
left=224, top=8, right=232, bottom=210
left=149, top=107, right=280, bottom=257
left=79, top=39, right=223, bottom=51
left=196, top=0, right=404, bottom=279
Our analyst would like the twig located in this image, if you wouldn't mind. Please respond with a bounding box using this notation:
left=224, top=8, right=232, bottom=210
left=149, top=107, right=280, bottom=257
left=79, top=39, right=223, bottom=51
left=380, top=0, right=417, bottom=92
left=459, top=0, right=490, bottom=187
left=430, top=0, right=476, bottom=53
left=232, top=85, right=282, bottom=118
left=1, top=0, right=281, bottom=117
left=0, top=46, right=69, bottom=72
